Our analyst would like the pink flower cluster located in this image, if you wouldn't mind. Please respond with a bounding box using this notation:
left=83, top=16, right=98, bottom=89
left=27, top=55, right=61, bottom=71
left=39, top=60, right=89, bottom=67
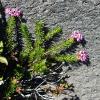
left=5, top=7, right=22, bottom=17
left=70, top=30, right=84, bottom=42
left=76, top=50, right=89, bottom=62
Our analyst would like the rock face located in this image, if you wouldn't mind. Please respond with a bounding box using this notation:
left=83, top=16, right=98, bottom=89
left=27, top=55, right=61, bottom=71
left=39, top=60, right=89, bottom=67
left=1, top=0, right=100, bottom=100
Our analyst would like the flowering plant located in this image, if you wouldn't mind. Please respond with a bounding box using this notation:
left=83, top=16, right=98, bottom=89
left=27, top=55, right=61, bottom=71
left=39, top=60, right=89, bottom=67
left=70, top=30, right=84, bottom=42
left=5, top=7, right=22, bottom=17
left=0, top=3, right=89, bottom=99
left=76, top=50, right=89, bottom=62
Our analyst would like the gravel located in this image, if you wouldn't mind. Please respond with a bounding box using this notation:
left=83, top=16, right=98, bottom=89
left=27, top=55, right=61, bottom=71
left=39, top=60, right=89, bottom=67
left=1, top=0, right=100, bottom=100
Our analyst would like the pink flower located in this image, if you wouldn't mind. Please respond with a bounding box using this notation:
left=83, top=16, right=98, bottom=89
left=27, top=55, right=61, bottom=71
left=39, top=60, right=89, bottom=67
left=76, top=50, right=89, bottom=62
left=70, top=30, right=84, bottom=42
left=5, top=7, right=12, bottom=15
left=5, top=7, right=22, bottom=17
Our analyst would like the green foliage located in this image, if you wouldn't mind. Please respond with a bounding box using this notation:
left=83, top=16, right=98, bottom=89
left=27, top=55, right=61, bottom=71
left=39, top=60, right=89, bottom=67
left=45, top=26, right=62, bottom=41
left=28, top=21, right=76, bottom=74
left=13, top=64, right=24, bottom=79
left=19, top=23, right=33, bottom=62
left=46, top=38, right=75, bottom=56
left=2, top=16, right=81, bottom=98
left=0, top=41, right=8, bottom=65
left=2, top=19, right=78, bottom=98
left=3, top=65, right=23, bottom=98
left=4, top=64, right=23, bottom=98
left=55, top=54, right=77, bottom=63
left=6, top=16, right=17, bottom=53
left=34, top=20, right=45, bottom=46
left=5, top=18, right=77, bottom=75
left=0, top=56, right=8, bottom=65
left=28, top=21, right=46, bottom=73
left=0, top=41, right=3, bottom=53
left=32, top=59, right=47, bottom=74
left=4, top=80, right=17, bottom=98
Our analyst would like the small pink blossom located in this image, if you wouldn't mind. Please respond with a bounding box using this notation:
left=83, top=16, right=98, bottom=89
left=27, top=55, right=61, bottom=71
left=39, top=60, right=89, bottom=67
left=70, top=30, right=84, bottom=42
left=5, top=8, right=12, bottom=15
left=5, top=7, right=22, bottom=17
left=76, top=50, right=89, bottom=62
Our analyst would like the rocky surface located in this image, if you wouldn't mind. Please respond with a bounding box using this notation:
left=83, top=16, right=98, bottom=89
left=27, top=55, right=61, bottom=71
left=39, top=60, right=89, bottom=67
left=1, top=0, right=100, bottom=100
